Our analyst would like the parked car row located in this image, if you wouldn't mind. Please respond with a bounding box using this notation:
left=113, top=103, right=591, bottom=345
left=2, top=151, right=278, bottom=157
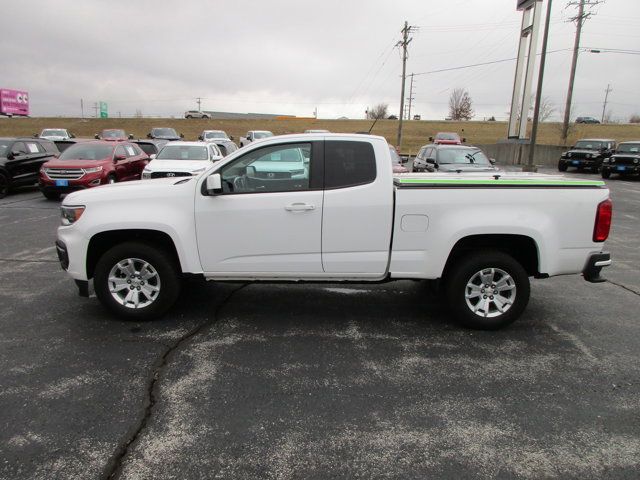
left=558, top=138, right=640, bottom=179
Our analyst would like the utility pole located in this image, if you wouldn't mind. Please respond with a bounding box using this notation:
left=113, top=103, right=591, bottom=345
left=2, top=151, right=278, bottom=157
left=406, top=73, right=415, bottom=120
left=561, top=0, right=604, bottom=142
left=396, top=21, right=417, bottom=148
left=92, top=102, right=98, bottom=118
left=601, top=83, right=612, bottom=123
left=527, top=0, right=554, bottom=172
left=80, top=98, right=84, bottom=119
left=196, top=97, right=202, bottom=111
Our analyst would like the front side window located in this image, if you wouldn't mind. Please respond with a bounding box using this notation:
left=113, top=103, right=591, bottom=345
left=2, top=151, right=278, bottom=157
left=220, top=143, right=310, bottom=194
left=11, top=142, right=27, bottom=155
left=115, top=146, right=127, bottom=158
left=324, top=141, right=376, bottom=189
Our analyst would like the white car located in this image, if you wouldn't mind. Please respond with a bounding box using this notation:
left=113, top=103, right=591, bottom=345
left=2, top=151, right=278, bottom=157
left=198, top=130, right=231, bottom=142
left=184, top=110, right=209, bottom=119
left=239, top=130, right=273, bottom=147
left=57, top=134, right=612, bottom=330
left=304, top=129, right=330, bottom=133
left=141, top=141, right=222, bottom=179
left=38, top=128, right=74, bottom=141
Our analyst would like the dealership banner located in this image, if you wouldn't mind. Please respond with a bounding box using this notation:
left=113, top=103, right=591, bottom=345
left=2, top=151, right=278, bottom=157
left=0, top=89, right=29, bottom=116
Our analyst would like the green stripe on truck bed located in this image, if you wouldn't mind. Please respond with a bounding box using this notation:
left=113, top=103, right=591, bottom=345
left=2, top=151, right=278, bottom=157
left=395, top=178, right=606, bottom=187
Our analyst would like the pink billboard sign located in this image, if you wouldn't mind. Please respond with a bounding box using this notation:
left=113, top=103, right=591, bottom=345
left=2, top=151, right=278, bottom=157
left=0, top=89, right=30, bottom=116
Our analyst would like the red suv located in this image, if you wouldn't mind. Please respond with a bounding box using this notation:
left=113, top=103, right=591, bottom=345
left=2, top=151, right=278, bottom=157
left=429, top=132, right=465, bottom=145
left=39, top=141, right=148, bottom=200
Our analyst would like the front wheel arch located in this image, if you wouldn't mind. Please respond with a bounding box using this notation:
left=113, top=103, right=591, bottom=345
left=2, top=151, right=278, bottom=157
left=86, top=229, right=182, bottom=280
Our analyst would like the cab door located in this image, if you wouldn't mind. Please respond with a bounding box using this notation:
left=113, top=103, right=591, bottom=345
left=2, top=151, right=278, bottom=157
left=6, top=142, right=29, bottom=183
left=195, top=141, right=323, bottom=275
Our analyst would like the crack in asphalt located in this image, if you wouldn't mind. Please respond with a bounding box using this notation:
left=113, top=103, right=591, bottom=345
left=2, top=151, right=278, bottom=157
left=606, top=279, right=640, bottom=297
left=0, top=258, right=59, bottom=263
left=100, top=283, right=248, bottom=480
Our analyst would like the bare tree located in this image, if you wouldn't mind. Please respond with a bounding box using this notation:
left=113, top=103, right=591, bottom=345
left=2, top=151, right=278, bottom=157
left=448, top=88, right=474, bottom=121
left=630, top=114, right=640, bottom=124
left=539, top=96, right=556, bottom=122
left=365, top=103, right=389, bottom=120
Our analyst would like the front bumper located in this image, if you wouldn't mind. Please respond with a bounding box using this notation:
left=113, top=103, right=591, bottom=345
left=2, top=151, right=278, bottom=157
left=560, top=158, right=599, bottom=168
left=602, top=164, right=640, bottom=174
left=583, top=252, right=611, bottom=283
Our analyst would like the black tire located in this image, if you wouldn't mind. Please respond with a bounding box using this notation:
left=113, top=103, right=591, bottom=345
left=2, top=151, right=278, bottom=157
left=186, top=115, right=192, bottom=119
left=591, top=164, right=600, bottom=174
left=444, top=250, right=530, bottom=330
left=0, top=173, right=9, bottom=199
left=107, top=174, right=116, bottom=184
left=43, top=191, right=60, bottom=201
left=94, top=241, right=182, bottom=320
left=202, top=115, right=209, bottom=119
left=601, top=170, right=611, bottom=179
left=558, top=162, right=567, bottom=172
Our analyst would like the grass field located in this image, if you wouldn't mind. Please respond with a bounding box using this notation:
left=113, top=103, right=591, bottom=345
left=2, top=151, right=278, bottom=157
left=2, top=117, right=639, bottom=155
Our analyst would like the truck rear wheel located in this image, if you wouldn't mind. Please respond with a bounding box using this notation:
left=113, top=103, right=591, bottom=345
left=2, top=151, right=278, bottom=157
left=445, top=250, right=530, bottom=330
left=94, top=241, right=181, bottom=320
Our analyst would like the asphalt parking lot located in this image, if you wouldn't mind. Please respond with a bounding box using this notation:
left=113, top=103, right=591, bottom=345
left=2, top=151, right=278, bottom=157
left=1, top=169, right=639, bottom=480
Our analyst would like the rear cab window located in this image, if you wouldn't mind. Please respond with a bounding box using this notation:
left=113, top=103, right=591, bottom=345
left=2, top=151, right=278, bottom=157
left=324, top=141, right=376, bottom=189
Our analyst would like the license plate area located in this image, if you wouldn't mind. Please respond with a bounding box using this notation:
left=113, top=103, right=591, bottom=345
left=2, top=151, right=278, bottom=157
left=572, top=160, right=580, bottom=165
left=617, top=166, right=626, bottom=171
left=55, top=180, right=69, bottom=187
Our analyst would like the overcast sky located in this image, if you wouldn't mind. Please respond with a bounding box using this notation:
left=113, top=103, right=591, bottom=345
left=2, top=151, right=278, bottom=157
left=2, top=0, right=639, bottom=121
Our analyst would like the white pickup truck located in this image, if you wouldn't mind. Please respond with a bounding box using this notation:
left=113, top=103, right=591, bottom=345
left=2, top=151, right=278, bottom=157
left=56, top=134, right=612, bottom=330
left=239, top=130, right=273, bottom=147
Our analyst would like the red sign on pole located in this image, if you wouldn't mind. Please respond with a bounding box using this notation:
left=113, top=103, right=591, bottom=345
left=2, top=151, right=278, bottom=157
left=0, top=89, right=30, bottom=116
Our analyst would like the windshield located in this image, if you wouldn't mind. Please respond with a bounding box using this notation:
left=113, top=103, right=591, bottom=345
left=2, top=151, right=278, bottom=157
left=574, top=141, right=603, bottom=150
left=435, top=133, right=459, bottom=140
left=204, top=131, right=227, bottom=139
left=152, top=128, right=179, bottom=137
left=617, top=143, right=640, bottom=154
left=156, top=145, right=208, bottom=161
left=439, top=148, right=490, bottom=165
left=102, top=129, right=126, bottom=138
left=254, top=132, right=273, bottom=139
left=41, top=129, right=67, bottom=136
left=0, top=141, right=9, bottom=157
left=59, top=144, right=113, bottom=160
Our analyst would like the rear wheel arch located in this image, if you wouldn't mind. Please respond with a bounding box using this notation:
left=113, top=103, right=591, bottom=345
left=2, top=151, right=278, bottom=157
left=441, top=234, right=541, bottom=281
left=86, top=229, right=182, bottom=280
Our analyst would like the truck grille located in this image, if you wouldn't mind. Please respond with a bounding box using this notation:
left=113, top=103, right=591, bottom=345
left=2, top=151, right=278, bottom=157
left=150, top=171, right=193, bottom=179
left=45, top=168, right=84, bottom=180
left=612, top=156, right=638, bottom=166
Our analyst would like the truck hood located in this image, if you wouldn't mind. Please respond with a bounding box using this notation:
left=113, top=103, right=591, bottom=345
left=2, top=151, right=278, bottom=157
left=63, top=177, right=195, bottom=205
left=146, top=159, right=212, bottom=172
left=566, top=149, right=601, bottom=155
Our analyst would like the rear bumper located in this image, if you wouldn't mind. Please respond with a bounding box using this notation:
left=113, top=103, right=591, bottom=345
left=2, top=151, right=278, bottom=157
left=583, top=252, right=611, bottom=283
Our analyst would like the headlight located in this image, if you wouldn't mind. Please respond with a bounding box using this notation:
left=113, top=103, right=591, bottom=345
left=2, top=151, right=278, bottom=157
left=567, top=153, right=572, bottom=158
left=83, top=166, right=103, bottom=173
left=610, top=158, right=616, bottom=163
left=603, top=158, right=610, bottom=163
left=635, top=159, right=639, bottom=164
left=61, top=205, right=85, bottom=225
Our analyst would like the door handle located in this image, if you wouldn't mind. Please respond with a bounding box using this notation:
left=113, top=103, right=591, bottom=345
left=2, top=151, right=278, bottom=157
left=285, top=203, right=315, bottom=212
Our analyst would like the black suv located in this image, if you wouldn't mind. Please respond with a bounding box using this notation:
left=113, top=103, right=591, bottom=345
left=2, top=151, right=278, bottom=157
left=0, top=137, right=59, bottom=198
left=558, top=139, right=615, bottom=173
left=146, top=127, right=183, bottom=141
left=413, top=144, right=497, bottom=173
left=601, top=141, right=640, bottom=179
left=575, top=116, right=600, bottom=124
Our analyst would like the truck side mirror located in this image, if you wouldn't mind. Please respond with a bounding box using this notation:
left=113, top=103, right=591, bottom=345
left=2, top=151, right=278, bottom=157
left=462, top=138, right=466, bottom=143
left=429, top=136, right=434, bottom=142
left=94, top=134, right=100, bottom=139
left=206, top=173, right=222, bottom=195
left=229, top=135, right=234, bottom=141
left=128, top=134, right=134, bottom=140
left=489, top=158, right=496, bottom=165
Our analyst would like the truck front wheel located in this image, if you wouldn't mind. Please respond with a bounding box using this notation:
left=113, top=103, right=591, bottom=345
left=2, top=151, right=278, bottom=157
left=94, top=242, right=181, bottom=320
left=445, top=250, right=530, bottom=330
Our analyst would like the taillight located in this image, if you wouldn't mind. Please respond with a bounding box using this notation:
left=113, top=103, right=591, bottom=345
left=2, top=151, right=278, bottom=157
left=593, top=199, right=612, bottom=242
